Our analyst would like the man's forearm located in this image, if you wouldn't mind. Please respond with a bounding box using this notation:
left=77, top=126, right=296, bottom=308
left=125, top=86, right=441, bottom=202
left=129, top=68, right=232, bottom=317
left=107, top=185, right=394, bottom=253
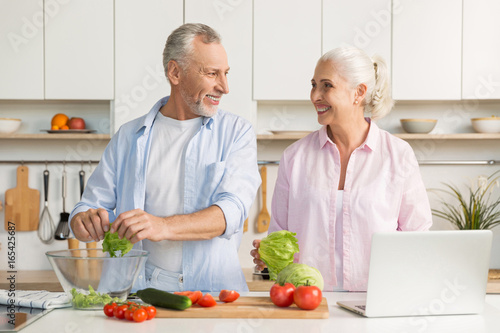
left=162, top=205, right=227, bottom=241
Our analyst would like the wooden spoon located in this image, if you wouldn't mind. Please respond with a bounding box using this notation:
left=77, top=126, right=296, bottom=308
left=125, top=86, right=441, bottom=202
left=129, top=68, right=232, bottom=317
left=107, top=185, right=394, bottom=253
left=243, top=218, right=248, bottom=233
left=257, top=166, right=271, bottom=233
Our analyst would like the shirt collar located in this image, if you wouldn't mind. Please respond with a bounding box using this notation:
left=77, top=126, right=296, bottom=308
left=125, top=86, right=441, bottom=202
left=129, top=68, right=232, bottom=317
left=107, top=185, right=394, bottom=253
left=134, top=96, right=214, bottom=135
left=318, top=117, right=378, bottom=152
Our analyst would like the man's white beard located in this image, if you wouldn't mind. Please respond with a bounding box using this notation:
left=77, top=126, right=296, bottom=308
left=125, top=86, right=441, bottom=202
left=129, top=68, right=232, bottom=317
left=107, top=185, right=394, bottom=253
left=180, top=86, right=218, bottom=118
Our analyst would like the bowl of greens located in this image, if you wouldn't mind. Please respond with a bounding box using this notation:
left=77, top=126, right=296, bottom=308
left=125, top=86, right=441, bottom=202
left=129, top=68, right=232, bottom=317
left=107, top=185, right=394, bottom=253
left=46, top=232, right=148, bottom=310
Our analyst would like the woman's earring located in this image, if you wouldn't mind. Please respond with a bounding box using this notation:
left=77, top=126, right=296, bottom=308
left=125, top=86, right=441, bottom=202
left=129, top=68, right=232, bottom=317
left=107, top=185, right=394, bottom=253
left=354, top=100, right=359, bottom=104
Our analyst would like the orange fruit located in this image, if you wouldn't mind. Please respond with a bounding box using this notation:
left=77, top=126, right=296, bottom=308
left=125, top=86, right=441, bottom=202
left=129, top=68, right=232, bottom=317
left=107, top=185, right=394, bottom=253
left=51, top=125, right=59, bottom=130
left=51, top=113, right=69, bottom=128
left=61, top=125, right=69, bottom=130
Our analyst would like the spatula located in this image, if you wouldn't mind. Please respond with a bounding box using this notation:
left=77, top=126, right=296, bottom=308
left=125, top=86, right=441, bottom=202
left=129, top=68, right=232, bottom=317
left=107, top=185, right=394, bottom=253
left=55, top=168, right=70, bottom=240
left=257, top=166, right=271, bottom=233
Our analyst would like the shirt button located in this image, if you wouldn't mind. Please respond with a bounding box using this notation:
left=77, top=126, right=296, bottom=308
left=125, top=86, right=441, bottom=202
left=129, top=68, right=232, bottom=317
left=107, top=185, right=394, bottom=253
left=139, top=275, right=143, bottom=279
left=179, top=276, right=184, bottom=283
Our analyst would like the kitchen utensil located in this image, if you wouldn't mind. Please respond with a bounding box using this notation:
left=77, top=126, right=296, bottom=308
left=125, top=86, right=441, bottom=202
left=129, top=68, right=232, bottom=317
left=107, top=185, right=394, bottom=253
left=55, top=167, right=70, bottom=240
left=243, top=218, right=248, bottom=232
left=79, top=168, right=99, bottom=280
left=38, top=169, right=56, bottom=244
left=257, top=166, right=271, bottom=233
left=46, top=249, right=149, bottom=309
left=4, top=166, right=40, bottom=231
left=155, top=296, right=329, bottom=319
left=400, top=118, right=437, bottom=133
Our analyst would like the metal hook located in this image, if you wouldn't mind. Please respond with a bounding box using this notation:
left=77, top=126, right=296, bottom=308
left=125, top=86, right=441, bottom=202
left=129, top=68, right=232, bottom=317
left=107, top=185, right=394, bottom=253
left=88, top=160, right=92, bottom=173
left=81, top=161, right=84, bottom=171
left=45, top=161, right=48, bottom=170
left=63, top=161, right=66, bottom=172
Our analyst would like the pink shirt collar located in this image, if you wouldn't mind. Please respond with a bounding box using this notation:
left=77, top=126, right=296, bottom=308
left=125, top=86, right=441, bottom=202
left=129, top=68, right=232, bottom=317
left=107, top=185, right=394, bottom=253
left=318, top=118, right=378, bottom=152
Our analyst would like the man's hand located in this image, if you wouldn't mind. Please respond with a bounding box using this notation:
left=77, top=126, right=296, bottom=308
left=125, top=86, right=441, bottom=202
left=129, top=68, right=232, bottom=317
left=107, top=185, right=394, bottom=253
left=110, top=209, right=167, bottom=244
left=70, top=208, right=110, bottom=242
left=250, top=239, right=267, bottom=271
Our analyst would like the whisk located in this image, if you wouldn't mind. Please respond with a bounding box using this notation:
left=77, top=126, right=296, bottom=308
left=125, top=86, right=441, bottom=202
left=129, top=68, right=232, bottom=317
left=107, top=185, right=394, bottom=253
left=38, top=169, right=55, bottom=244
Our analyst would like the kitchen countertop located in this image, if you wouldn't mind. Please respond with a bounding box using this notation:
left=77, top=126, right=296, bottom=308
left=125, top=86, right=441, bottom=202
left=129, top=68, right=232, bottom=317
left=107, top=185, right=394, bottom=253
left=14, top=292, right=500, bottom=333
left=1, top=269, right=499, bottom=293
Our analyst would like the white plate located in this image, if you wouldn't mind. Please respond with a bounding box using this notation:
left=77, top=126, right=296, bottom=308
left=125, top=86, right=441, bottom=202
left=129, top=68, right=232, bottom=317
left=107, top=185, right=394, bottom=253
left=42, top=129, right=96, bottom=134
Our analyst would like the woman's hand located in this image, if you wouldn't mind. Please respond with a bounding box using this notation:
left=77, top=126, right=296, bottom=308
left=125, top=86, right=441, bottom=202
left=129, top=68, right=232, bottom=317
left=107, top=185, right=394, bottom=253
left=250, top=239, right=267, bottom=271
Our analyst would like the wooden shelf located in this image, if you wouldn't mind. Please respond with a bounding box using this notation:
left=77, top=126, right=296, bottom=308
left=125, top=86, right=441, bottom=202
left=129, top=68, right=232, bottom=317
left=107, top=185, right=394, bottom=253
left=0, top=133, right=111, bottom=140
left=257, top=132, right=500, bottom=141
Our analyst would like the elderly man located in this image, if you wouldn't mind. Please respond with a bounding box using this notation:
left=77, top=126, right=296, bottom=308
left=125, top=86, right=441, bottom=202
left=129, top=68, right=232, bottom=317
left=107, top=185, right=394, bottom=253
left=69, top=23, right=260, bottom=292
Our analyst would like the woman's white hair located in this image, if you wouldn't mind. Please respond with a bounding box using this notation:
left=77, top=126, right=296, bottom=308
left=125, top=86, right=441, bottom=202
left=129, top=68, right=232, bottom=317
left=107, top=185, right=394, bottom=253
left=319, top=46, right=394, bottom=120
left=162, top=23, right=221, bottom=81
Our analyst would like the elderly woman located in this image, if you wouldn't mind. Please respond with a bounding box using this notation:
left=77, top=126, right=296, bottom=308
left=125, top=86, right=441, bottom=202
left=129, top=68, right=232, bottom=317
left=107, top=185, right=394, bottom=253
left=251, top=47, right=432, bottom=292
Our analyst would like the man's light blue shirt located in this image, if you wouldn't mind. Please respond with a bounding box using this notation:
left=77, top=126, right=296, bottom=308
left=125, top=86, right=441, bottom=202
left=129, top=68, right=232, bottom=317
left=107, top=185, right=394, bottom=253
left=69, top=96, right=261, bottom=292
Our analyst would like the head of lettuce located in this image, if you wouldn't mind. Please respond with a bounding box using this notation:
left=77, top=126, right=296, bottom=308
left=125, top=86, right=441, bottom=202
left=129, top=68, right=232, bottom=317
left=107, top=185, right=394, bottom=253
left=258, top=230, right=299, bottom=280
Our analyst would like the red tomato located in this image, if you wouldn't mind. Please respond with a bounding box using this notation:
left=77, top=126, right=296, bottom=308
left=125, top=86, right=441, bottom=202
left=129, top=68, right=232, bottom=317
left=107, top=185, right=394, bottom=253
left=270, top=283, right=296, bottom=307
left=145, top=306, right=157, bottom=320
left=113, top=304, right=128, bottom=319
left=197, top=293, right=217, bottom=307
left=293, top=285, right=322, bottom=310
left=133, top=308, right=148, bottom=323
left=219, top=290, right=240, bottom=303
left=124, top=308, right=135, bottom=321
left=103, top=303, right=116, bottom=317
left=174, top=291, right=203, bottom=304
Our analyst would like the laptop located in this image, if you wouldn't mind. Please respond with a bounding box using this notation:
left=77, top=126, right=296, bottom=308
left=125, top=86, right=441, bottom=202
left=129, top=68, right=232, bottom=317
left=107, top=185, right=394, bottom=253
left=337, top=230, right=492, bottom=317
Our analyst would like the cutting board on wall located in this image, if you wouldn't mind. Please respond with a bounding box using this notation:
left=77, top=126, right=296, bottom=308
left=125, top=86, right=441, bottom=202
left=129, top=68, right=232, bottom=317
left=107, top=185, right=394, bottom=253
left=4, top=166, right=40, bottom=231
left=155, top=296, right=329, bottom=319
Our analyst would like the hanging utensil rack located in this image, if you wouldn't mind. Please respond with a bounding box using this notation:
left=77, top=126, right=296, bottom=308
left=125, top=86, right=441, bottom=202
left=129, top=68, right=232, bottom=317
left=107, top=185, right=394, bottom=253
left=0, top=160, right=100, bottom=165
left=257, top=160, right=500, bottom=166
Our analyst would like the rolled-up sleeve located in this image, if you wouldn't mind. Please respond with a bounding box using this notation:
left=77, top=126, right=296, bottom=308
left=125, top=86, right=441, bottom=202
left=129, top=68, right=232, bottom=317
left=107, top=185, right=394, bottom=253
left=213, top=123, right=261, bottom=239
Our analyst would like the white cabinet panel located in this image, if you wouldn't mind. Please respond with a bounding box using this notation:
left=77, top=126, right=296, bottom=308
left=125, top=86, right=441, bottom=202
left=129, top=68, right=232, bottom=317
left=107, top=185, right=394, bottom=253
left=0, top=0, right=43, bottom=99
left=392, top=0, right=462, bottom=100
left=253, top=0, right=321, bottom=100
left=185, top=0, right=255, bottom=125
left=45, top=0, right=113, bottom=100
left=113, top=0, right=183, bottom=133
left=323, top=0, right=391, bottom=68
left=463, top=0, right=500, bottom=100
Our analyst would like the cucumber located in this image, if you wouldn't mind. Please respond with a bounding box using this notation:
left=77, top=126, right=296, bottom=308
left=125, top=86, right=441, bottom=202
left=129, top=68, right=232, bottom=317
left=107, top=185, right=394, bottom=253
left=136, top=288, right=192, bottom=310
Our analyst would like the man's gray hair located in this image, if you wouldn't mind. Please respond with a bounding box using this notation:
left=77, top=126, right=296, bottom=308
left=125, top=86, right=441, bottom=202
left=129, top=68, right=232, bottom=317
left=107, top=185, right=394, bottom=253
left=163, top=23, right=221, bottom=81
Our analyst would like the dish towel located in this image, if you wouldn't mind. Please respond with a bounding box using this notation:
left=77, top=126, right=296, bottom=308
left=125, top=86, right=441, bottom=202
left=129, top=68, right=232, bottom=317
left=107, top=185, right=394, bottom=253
left=0, top=290, right=71, bottom=309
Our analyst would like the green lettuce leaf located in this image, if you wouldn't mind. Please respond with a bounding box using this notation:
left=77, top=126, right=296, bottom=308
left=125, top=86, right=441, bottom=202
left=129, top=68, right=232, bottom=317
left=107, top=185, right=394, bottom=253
left=258, top=230, right=299, bottom=280
left=102, top=230, right=133, bottom=258
left=70, top=285, right=119, bottom=308
left=276, top=263, right=324, bottom=290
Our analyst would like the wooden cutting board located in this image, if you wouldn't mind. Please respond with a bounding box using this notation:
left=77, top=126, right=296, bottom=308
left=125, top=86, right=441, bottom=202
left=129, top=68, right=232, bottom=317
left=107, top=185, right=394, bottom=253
left=155, top=296, right=329, bottom=319
left=4, top=166, right=40, bottom=231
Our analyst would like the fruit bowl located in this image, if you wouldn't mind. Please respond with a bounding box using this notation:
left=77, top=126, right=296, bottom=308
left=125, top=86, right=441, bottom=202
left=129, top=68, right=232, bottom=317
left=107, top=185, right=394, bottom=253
left=0, top=118, right=22, bottom=134
left=400, top=119, right=437, bottom=134
left=46, top=249, right=148, bottom=310
left=471, top=116, right=500, bottom=133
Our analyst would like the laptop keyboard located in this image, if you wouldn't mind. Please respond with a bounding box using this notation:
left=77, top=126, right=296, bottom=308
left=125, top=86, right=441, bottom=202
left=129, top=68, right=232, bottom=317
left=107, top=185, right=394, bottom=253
left=356, top=305, right=366, bottom=311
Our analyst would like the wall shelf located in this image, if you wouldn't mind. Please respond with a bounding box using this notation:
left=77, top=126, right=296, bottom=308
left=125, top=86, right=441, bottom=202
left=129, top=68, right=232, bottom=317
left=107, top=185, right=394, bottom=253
left=257, top=132, right=500, bottom=141
left=0, top=133, right=111, bottom=140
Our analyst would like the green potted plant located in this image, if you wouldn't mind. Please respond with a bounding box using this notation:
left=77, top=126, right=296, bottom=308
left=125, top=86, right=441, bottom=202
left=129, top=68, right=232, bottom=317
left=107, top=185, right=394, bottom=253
left=431, top=170, right=500, bottom=230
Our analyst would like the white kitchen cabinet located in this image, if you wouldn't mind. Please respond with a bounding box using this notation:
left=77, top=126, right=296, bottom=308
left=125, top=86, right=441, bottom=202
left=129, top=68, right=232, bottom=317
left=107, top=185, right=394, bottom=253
left=113, top=0, right=183, bottom=133
left=185, top=0, right=255, bottom=125
left=392, top=0, right=462, bottom=100
left=0, top=0, right=44, bottom=99
left=253, top=0, right=322, bottom=101
left=44, top=0, right=113, bottom=100
left=463, top=0, right=500, bottom=100
left=322, top=0, right=391, bottom=73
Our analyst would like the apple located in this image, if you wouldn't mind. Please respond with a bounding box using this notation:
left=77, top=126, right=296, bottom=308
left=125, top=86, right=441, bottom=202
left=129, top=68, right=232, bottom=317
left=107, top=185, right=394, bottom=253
left=67, top=117, right=86, bottom=130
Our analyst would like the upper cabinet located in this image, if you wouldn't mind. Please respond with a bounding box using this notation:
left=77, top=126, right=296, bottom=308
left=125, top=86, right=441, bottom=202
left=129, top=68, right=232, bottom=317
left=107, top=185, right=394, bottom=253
left=185, top=0, right=255, bottom=125
left=0, top=0, right=44, bottom=99
left=253, top=0, right=321, bottom=101
left=323, top=0, right=391, bottom=69
left=113, top=0, right=183, bottom=133
left=392, top=0, right=462, bottom=100
left=45, top=0, right=113, bottom=100
left=0, top=0, right=113, bottom=100
left=462, top=0, right=500, bottom=100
